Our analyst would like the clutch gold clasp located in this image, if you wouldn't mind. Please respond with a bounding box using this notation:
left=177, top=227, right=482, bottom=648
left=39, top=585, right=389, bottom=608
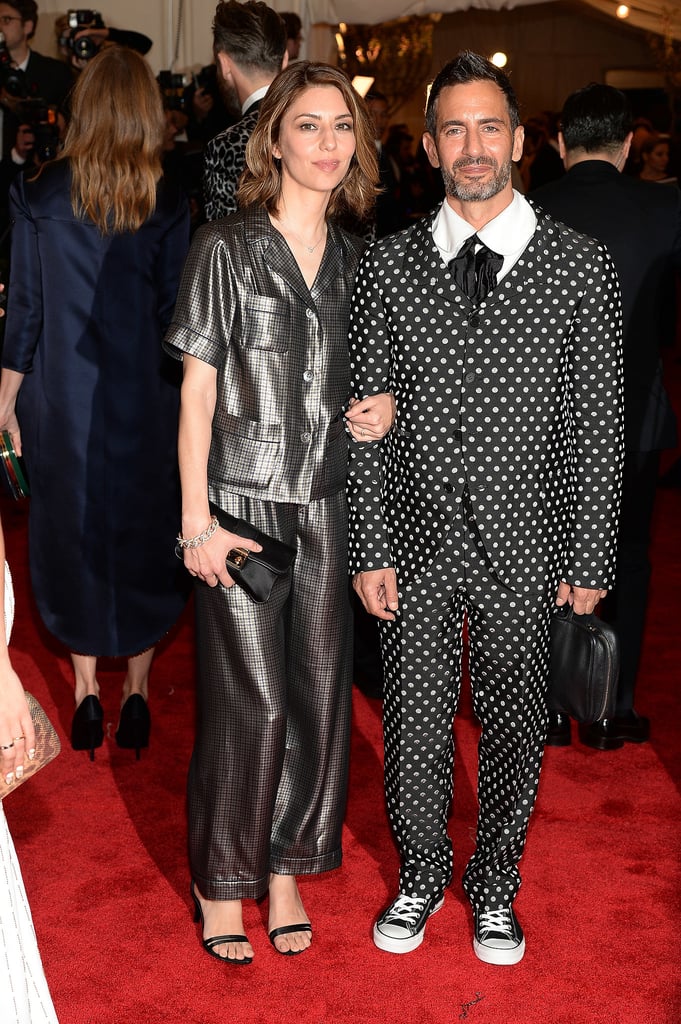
left=227, top=547, right=249, bottom=570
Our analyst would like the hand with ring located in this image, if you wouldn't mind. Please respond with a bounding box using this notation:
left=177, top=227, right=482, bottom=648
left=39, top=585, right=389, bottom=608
left=182, top=519, right=262, bottom=590
left=0, top=668, right=36, bottom=785
left=345, top=392, right=396, bottom=442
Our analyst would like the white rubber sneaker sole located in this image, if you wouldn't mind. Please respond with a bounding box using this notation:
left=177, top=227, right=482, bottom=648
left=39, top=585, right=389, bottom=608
left=473, top=934, right=526, bottom=965
left=373, top=896, right=445, bottom=954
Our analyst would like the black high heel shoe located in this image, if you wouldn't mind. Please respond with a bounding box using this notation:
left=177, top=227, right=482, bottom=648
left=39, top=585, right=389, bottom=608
left=71, top=695, right=104, bottom=761
left=115, top=694, right=150, bottom=759
left=190, top=881, right=253, bottom=965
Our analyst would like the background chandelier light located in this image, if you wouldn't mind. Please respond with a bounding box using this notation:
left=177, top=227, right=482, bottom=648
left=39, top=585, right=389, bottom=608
left=351, top=75, right=375, bottom=97
left=490, top=51, right=508, bottom=67
left=616, top=4, right=630, bottom=18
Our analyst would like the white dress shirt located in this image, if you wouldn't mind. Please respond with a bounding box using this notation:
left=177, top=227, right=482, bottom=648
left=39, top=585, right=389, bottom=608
left=432, top=190, right=537, bottom=283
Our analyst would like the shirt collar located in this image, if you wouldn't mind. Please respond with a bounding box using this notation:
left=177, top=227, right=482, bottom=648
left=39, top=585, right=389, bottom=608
left=242, top=85, right=268, bottom=115
left=433, top=190, right=536, bottom=260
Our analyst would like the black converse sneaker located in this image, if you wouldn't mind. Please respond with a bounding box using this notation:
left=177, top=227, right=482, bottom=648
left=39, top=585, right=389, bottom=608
left=473, top=905, right=526, bottom=965
left=373, top=893, right=444, bottom=954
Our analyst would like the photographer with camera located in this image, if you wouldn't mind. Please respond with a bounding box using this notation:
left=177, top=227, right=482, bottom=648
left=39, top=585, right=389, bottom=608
left=186, top=64, right=235, bottom=146
left=56, top=9, right=151, bottom=71
left=0, top=2, right=72, bottom=156
left=0, top=99, right=62, bottom=208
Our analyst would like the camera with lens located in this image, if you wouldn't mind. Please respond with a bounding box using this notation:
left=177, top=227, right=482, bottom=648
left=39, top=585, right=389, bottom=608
left=157, top=70, right=192, bottom=113
left=0, top=32, right=27, bottom=98
left=16, top=100, right=61, bottom=162
left=65, top=9, right=105, bottom=62
left=194, top=65, right=220, bottom=100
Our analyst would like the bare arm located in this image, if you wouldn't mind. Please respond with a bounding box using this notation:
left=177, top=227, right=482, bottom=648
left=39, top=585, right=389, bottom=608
left=178, top=355, right=260, bottom=588
left=0, top=368, right=25, bottom=454
left=0, top=522, right=35, bottom=786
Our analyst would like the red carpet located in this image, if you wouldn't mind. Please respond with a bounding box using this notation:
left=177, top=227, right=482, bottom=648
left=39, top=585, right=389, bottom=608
left=2, top=374, right=680, bottom=1021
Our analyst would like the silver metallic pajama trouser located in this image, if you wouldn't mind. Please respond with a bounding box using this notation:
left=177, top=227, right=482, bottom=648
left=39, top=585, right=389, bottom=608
left=188, top=490, right=352, bottom=901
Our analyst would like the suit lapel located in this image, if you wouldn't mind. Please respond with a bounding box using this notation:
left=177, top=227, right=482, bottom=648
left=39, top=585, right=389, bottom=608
left=475, top=211, right=563, bottom=313
left=249, top=208, right=345, bottom=307
left=405, top=214, right=474, bottom=312
left=312, top=222, right=346, bottom=301
left=260, top=227, right=312, bottom=306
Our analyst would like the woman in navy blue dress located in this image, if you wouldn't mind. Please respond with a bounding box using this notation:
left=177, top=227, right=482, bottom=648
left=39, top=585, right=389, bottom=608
left=0, top=46, right=190, bottom=758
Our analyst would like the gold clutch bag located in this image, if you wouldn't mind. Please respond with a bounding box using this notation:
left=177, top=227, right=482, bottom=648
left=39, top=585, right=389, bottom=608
left=0, top=692, right=61, bottom=799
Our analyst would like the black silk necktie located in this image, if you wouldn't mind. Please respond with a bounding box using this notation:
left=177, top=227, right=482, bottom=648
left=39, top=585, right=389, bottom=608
left=450, top=234, right=503, bottom=304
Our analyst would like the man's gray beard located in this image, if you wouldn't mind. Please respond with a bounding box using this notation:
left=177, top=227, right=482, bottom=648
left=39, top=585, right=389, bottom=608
left=441, top=156, right=512, bottom=201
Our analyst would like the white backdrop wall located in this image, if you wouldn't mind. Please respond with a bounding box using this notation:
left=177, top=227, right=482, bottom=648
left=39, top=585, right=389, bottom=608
left=29, top=1, right=660, bottom=117
left=29, top=0, right=678, bottom=72
left=30, top=1, right=312, bottom=73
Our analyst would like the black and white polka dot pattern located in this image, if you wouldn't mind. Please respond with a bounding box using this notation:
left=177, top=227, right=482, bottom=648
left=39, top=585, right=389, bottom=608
left=380, top=507, right=551, bottom=908
left=347, top=207, right=623, bottom=595
left=347, top=204, right=624, bottom=909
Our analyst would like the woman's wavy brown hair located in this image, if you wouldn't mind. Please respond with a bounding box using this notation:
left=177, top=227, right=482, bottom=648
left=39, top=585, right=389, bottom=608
left=61, top=46, right=165, bottom=234
left=238, top=62, right=379, bottom=222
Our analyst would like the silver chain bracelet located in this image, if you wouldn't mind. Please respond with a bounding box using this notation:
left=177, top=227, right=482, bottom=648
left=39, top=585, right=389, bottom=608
left=176, top=515, right=219, bottom=550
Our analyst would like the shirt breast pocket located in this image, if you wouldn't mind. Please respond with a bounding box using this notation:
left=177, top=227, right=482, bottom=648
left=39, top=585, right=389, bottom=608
left=238, top=295, right=290, bottom=352
left=208, top=412, right=281, bottom=491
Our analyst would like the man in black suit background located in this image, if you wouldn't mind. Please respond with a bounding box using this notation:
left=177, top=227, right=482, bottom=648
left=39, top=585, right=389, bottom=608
left=532, top=83, right=681, bottom=750
left=0, top=0, right=72, bottom=158
left=202, top=1, right=287, bottom=222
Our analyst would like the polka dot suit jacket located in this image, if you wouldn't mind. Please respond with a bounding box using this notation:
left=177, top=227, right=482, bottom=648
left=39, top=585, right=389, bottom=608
left=347, top=206, right=624, bottom=596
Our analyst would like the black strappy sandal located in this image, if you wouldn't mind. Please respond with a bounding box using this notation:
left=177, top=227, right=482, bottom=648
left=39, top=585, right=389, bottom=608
left=191, top=881, right=253, bottom=965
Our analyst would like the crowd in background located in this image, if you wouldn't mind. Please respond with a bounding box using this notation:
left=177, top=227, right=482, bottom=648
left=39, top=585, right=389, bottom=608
left=0, top=2, right=678, bottom=1020
left=0, top=3, right=679, bottom=265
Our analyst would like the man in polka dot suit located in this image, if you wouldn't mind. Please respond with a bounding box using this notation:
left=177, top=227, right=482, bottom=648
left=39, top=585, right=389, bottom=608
left=348, top=52, right=624, bottom=965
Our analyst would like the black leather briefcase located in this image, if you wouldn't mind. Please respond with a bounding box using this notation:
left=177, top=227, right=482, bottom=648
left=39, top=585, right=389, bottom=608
left=549, top=606, right=619, bottom=724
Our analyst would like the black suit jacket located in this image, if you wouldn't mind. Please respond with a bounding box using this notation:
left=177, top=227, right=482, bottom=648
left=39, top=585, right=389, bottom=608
left=22, top=50, right=74, bottom=107
left=347, top=207, right=623, bottom=594
left=2, top=50, right=73, bottom=158
left=532, top=161, right=681, bottom=450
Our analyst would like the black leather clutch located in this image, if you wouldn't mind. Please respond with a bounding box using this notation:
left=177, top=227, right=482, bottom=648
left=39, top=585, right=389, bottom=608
left=549, top=605, right=619, bottom=723
left=209, top=501, right=297, bottom=603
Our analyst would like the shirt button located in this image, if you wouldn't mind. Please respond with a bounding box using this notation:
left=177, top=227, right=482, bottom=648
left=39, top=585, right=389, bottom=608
left=469, top=314, right=479, bottom=329
left=301, top=431, right=312, bottom=442
left=465, top=371, right=476, bottom=383
left=306, top=308, right=315, bottom=320
left=453, top=429, right=462, bottom=442
left=303, top=369, right=314, bottom=382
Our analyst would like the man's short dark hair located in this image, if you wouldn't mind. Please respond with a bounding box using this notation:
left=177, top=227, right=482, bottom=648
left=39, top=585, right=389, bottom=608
left=425, top=50, right=521, bottom=137
left=560, top=84, right=633, bottom=153
left=280, top=11, right=301, bottom=40
left=212, top=1, right=286, bottom=74
left=4, top=0, right=38, bottom=35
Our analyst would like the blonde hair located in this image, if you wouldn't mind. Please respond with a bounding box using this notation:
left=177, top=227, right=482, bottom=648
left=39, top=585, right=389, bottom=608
left=238, top=62, right=378, bottom=222
left=61, top=47, right=165, bottom=234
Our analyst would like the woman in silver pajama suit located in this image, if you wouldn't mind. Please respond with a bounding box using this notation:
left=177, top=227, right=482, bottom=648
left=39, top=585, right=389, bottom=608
left=164, top=63, right=384, bottom=963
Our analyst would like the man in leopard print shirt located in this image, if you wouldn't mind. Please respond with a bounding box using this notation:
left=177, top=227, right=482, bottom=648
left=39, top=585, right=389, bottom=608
left=203, top=1, right=287, bottom=222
